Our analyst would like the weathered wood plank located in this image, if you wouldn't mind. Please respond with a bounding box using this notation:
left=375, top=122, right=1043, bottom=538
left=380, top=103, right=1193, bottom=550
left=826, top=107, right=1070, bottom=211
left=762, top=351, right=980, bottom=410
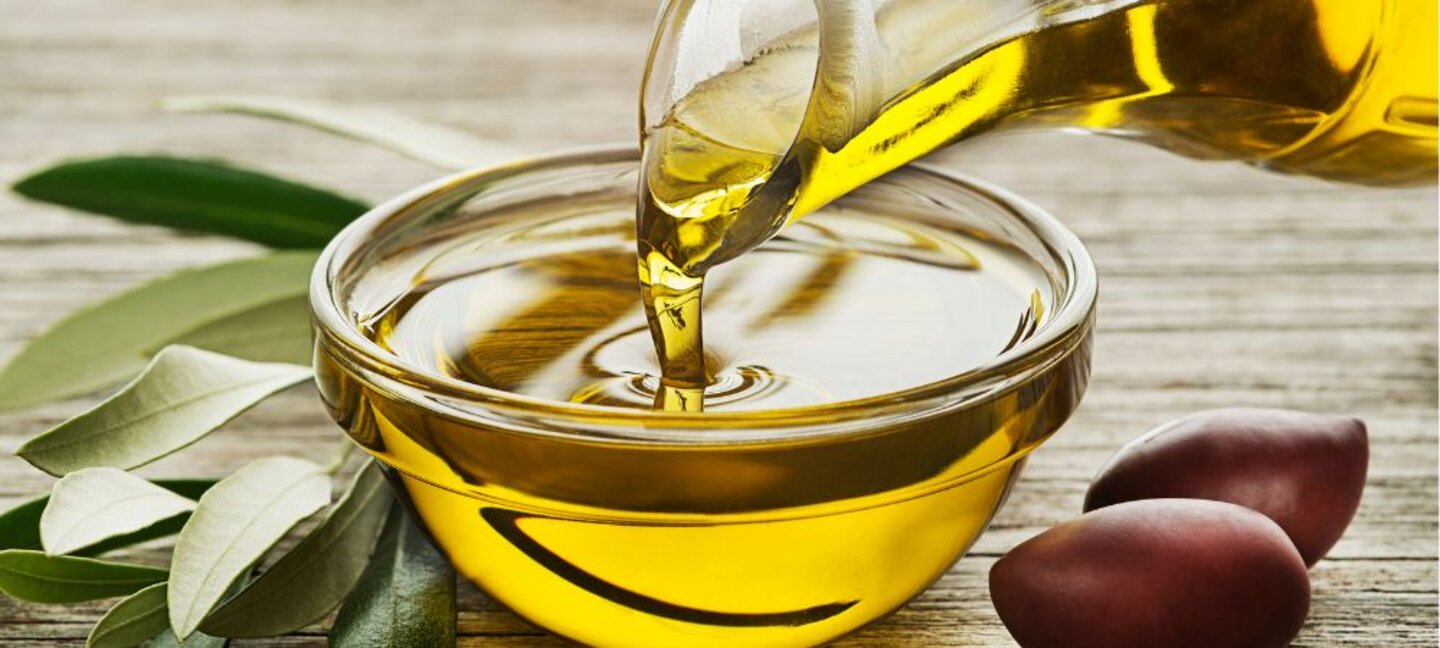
left=0, top=0, right=1434, bottom=645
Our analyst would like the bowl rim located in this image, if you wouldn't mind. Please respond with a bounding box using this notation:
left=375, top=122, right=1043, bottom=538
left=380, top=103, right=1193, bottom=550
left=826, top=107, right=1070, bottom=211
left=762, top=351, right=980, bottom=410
left=310, top=144, right=1097, bottom=444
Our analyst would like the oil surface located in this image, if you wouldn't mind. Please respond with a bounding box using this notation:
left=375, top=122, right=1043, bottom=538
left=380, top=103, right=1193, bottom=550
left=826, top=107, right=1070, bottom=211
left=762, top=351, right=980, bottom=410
left=367, top=209, right=1048, bottom=412
left=636, top=0, right=1437, bottom=392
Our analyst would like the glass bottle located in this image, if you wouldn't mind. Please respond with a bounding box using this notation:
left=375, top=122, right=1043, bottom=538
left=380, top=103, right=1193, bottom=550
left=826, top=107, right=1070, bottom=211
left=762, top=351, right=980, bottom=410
left=638, top=0, right=1437, bottom=275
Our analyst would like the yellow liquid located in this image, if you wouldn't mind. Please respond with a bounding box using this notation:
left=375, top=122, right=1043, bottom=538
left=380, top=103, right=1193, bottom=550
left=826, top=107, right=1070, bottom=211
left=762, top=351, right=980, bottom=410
left=319, top=189, right=1091, bottom=646
left=375, top=213, right=1047, bottom=413
left=637, top=0, right=1438, bottom=391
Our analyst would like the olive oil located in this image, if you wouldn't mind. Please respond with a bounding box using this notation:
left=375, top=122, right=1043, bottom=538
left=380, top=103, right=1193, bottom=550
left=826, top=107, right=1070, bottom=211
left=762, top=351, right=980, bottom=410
left=314, top=0, right=1437, bottom=642
left=367, top=206, right=1046, bottom=413
left=317, top=158, right=1094, bottom=646
left=637, top=0, right=1438, bottom=392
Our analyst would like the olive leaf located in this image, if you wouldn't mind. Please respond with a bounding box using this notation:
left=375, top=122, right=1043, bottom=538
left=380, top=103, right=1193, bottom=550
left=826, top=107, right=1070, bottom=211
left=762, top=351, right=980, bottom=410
left=40, top=468, right=198, bottom=556
left=16, top=346, right=311, bottom=476
left=167, top=456, right=331, bottom=640
left=165, top=95, right=520, bottom=170
left=11, top=155, right=368, bottom=248
left=0, top=550, right=166, bottom=603
left=166, top=295, right=313, bottom=365
left=87, top=582, right=169, bottom=648
left=0, top=497, right=47, bottom=553
left=0, top=480, right=213, bottom=556
left=0, top=251, right=316, bottom=411
left=199, top=461, right=391, bottom=637
left=330, top=508, right=456, bottom=647
left=88, top=583, right=233, bottom=648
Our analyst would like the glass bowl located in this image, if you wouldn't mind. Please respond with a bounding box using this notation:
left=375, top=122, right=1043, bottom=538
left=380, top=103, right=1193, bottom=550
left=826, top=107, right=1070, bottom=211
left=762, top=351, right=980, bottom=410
left=310, top=145, right=1096, bottom=647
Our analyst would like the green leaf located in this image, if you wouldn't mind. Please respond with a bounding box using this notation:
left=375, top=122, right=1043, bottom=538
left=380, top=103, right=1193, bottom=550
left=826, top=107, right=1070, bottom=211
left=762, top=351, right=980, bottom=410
left=167, top=295, right=313, bottom=365
left=41, top=468, right=197, bottom=556
left=331, top=508, right=456, bottom=647
left=0, top=550, right=166, bottom=603
left=87, top=582, right=169, bottom=648
left=165, top=95, right=520, bottom=170
left=0, top=251, right=317, bottom=411
left=88, top=583, right=231, bottom=648
left=0, top=497, right=46, bottom=553
left=200, top=461, right=391, bottom=637
left=167, top=456, right=330, bottom=640
left=16, top=346, right=311, bottom=476
left=67, top=481, right=212, bottom=558
left=11, top=155, right=368, bottom=248
left=0, top=480, right=214, bottom=556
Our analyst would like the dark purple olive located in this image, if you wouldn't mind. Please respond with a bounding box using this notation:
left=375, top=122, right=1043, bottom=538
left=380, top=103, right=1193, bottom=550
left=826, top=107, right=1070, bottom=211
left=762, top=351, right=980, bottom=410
left=990, top=499, right=1310, bottom=648
left=1084, top=408, right=1368, bottom=565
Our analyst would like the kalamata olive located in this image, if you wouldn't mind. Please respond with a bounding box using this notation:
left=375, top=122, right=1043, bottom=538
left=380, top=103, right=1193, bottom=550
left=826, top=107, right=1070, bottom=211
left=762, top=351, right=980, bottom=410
left=1084, top=408, right=1368, bottom=565
left=990, top=499, right=1310, bottom=648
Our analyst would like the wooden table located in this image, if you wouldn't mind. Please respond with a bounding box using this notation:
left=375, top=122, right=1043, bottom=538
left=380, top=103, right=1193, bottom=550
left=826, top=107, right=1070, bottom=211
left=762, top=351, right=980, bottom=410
left=1, top=0, right=1435, bottom=645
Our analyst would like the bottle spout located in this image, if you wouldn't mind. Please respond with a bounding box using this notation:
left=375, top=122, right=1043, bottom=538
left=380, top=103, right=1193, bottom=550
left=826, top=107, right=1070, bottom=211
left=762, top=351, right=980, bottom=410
left=637, top=0, right=827, bottom=274
left=637, top=0, right=1155, bottom=275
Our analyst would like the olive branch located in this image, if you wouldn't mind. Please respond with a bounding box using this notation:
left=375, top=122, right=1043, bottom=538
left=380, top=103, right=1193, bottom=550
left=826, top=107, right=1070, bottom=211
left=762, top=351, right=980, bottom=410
left=0, top=97, right=515, bottom=646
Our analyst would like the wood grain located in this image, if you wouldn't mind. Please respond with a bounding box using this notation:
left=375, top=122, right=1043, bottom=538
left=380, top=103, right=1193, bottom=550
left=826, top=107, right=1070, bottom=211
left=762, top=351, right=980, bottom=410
left=0, top=0, right=1434, bottom=645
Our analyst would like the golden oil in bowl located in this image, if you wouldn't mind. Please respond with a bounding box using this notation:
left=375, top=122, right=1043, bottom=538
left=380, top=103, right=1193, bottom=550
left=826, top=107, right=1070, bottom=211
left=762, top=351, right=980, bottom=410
left=312, top=147, right=1095, bottom=647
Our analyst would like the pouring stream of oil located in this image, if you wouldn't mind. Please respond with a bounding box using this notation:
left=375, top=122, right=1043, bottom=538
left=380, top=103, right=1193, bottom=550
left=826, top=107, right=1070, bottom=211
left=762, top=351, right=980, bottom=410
left=636, top=0, right=1437, bottom=409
